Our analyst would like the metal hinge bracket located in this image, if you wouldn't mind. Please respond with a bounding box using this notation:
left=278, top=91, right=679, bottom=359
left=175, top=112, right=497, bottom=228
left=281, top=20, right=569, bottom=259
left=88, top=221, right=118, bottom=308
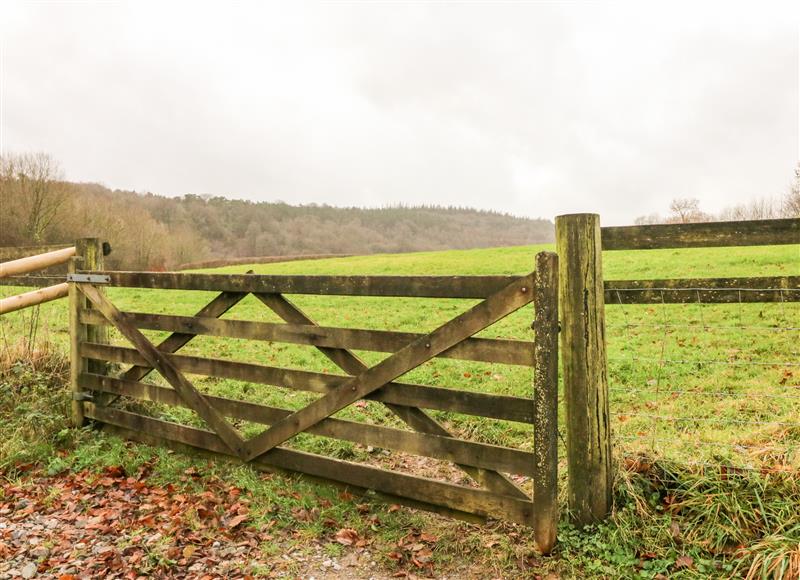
left=67, top=274, right=111, bottom=284
left=71, top=392, right=94, bottom=401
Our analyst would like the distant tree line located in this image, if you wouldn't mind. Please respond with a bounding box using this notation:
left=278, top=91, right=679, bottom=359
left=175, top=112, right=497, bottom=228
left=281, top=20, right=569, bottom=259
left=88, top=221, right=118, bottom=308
left=0, top=152, right=554, bottom=270
left=635, top=163, right=800, bottom=225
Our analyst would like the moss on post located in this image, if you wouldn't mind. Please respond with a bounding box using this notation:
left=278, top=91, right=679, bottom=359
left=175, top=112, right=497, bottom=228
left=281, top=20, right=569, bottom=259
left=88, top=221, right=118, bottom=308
left=555, top=214, right=612, bottom=526
left=69, top=238, right=106, bottom=426
left=532, top=251, right=559, bottom=553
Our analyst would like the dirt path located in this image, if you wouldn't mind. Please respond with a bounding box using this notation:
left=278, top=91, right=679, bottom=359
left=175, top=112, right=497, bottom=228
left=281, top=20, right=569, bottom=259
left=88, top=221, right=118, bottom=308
left=0, top=464, right=511, bottom=580
left=0, top=467, right=408, bottom=579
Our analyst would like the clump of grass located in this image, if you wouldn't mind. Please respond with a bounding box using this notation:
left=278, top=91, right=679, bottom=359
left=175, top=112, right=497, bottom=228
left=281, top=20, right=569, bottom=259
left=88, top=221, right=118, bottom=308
left=608, top=457, right=800, bottom=578
left=739, top=535, right=800, bottom=579
left=0, top=335, right=79, bottom=471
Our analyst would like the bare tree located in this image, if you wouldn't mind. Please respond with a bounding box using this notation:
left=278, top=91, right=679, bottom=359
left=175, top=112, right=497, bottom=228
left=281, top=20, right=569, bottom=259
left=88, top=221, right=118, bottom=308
left=668, top=197, right=710, bottom=223
left=0, top=152, right=72, bottom=243
left=783, top=162, right=800, bottom=218
left=719, top=197, right=781, bottom=221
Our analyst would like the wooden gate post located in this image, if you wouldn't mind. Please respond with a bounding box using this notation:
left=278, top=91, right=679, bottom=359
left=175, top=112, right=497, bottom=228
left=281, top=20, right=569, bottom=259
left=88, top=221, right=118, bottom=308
left=69, top=238, right=107, bottom=427
left=555, top=214, right=612, bottom=526
left=532, top=251, right=559, bottom=554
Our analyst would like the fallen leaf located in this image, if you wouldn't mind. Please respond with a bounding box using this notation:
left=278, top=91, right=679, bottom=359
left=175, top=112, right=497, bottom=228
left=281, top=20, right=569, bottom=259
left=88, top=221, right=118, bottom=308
left=670, top=521, right=681, bottom=540
left=334, top=528, right=360, bottom=546
left=104, top=466, right=125, bottom=478
left=226, top=514, right=248, bottom=528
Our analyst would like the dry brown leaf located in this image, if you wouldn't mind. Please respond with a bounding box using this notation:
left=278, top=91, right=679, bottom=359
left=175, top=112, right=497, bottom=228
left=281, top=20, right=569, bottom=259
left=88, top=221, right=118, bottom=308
left=334, top=528, right=360, bottom=546
left=226, top=514, right=248, bottom=528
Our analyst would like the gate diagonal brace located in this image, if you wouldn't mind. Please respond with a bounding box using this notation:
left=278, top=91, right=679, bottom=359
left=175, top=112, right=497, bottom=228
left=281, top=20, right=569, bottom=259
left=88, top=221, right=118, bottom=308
left=121, top=270, right=255, bottom=384
left=76, top=283, right=249, bottom=459
left=253, top=292, right=530, bottom=500
left=100, top=272, right=256, bottom=408
left=122, top=288, right=252, bottom=383
left=242, top=273, right=536, bottom=464
left=98, top=289, right=252, bottom=409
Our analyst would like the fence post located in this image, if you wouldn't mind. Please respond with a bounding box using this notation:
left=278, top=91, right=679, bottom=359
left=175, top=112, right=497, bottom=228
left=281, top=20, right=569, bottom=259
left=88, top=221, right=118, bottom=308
left=555, top=214, right=612, bottom=526
left=69, top=238, right=106, bottom=427
left=532, top=251, right=559, bottom=554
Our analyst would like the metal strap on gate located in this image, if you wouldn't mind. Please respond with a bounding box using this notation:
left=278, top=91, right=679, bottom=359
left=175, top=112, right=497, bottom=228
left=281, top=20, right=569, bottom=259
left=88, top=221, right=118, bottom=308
left=67, top=273, right=111, bottom=284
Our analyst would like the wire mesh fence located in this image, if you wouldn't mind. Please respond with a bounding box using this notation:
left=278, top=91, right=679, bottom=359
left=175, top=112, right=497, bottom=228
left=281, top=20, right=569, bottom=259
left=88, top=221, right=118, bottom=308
left=606, top=286, right=800, bottom=473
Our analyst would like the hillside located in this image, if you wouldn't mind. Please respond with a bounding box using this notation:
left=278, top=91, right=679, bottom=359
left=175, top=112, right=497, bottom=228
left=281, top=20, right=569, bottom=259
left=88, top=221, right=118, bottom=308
left=0, top=175, right=553, bottom=270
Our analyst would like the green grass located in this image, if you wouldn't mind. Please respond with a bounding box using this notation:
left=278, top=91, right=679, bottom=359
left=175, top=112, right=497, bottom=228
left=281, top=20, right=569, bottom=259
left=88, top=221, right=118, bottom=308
left=1, top=242, right=799, bottom=577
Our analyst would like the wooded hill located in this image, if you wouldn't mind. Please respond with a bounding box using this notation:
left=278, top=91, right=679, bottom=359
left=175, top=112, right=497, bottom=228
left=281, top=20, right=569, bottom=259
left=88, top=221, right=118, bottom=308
left=1, top=173, right=553, bottom=270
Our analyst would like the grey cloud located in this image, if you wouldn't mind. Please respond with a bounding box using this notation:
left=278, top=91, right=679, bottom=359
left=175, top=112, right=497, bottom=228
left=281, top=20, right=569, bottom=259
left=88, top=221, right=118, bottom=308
left=1, top=1, right=797, bottom=225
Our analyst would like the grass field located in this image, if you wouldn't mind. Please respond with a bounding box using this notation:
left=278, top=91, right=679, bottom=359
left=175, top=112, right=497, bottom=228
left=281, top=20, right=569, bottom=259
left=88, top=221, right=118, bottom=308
left=1, top=242, right=799, bottom=578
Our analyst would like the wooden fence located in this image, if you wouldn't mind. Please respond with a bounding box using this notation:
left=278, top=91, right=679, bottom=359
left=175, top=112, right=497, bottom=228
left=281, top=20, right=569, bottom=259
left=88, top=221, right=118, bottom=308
left=0, top=239, right=111, bottom=314
left=68, top=251, right=561, bottom=553
left=1, top=244, right=76, bottom=314
left=555, top=214, right=799, bottom=526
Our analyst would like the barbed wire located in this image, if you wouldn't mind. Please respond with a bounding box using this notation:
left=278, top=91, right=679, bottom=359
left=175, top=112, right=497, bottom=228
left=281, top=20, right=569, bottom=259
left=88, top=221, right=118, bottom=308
left=614, top=435, right=800, bottom=452
left=608, top=284, right=800, bottom=473
left=606, top=323, right=800, bottom=332
left=608, top=356, right=800, bottom=366
left=609, top=386, right=800, bottom=401
left=608, top=286, right=800, bottom=294
left=616, top=413, right=800, bottom=427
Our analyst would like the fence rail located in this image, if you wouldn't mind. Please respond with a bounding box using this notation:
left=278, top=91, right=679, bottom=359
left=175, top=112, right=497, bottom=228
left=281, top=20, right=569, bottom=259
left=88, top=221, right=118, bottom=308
left=601, top=217, right=798, bottom=250
left=0, top=274, right=66, bottom=288
left=0, top=245, right=78, bottom=315
left=0, top=243, right=72, bottom=262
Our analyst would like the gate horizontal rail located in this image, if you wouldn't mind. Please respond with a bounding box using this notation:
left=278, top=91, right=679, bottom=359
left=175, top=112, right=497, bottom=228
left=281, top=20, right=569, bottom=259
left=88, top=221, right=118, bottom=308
left=78, top=342, right=536, bottom=423
left=82, top=271, right=518, bottom=298
left=80, top=372, right=535, bottom=476
left=77, top=309, right=535, bottom=366
left=86, top=405, right=536, bottom=525
left=69, top=252, right=560, bottom=553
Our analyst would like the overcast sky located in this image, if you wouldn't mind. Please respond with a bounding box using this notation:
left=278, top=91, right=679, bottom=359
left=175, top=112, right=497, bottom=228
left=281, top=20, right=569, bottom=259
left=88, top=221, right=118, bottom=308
left=1, top=1, right=798, bottom=225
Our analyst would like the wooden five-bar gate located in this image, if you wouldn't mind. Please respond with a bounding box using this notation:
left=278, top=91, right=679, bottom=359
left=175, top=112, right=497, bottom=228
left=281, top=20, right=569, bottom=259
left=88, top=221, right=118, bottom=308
left=68, top=249, right=560, bottom=553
